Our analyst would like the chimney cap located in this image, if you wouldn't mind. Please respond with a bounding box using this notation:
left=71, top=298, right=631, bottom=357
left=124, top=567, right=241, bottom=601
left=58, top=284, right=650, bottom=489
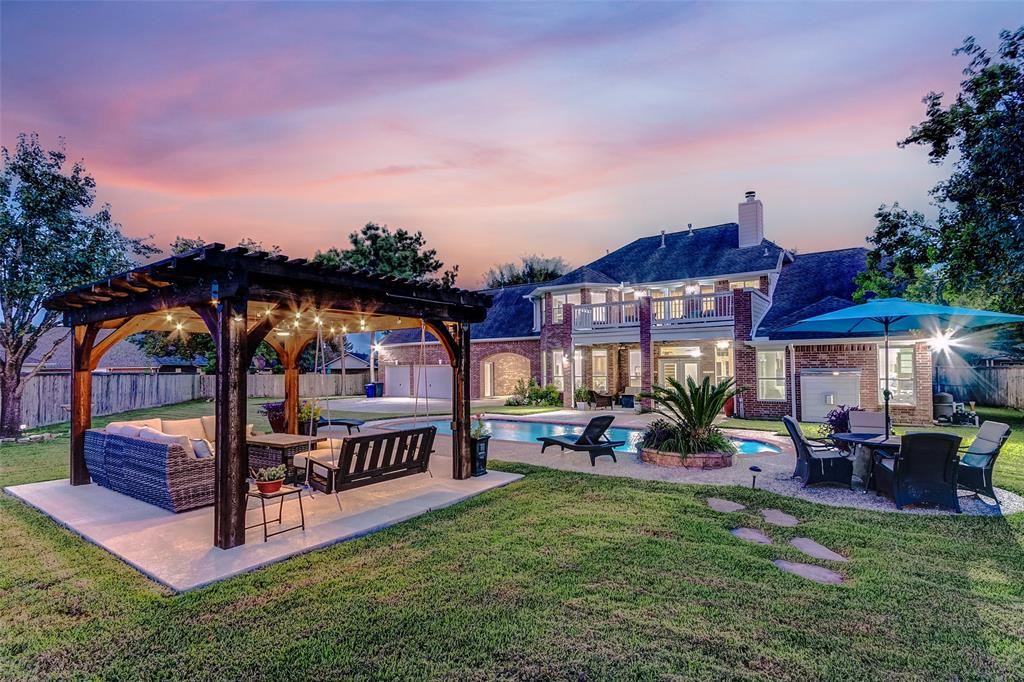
left=745, top=190, right=757, bottom=201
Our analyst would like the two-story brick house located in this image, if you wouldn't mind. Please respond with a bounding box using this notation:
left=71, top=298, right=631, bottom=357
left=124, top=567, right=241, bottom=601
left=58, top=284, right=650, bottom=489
left=380, top=192, right=933, bottom=424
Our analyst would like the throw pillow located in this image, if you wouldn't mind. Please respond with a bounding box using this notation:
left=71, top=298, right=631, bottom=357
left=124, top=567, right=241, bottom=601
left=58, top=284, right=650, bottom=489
left=191, top=438, right=214, bottom=459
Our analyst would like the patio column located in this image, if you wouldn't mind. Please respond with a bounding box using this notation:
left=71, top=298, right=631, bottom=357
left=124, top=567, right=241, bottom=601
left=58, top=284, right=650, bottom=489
left=452, top=321, right=473, bottom=480
left=212, top=297, right=249, bottom=550
left=639, top=296, right=653, bottom=410
left=70, top=324, right=98, bottom=486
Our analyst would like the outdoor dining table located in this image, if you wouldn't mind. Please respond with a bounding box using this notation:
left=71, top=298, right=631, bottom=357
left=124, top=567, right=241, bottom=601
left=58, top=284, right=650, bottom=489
left=829, top=432, right=902, bottom=492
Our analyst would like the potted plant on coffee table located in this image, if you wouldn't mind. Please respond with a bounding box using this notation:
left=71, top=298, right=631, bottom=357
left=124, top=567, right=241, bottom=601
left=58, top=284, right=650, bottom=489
left=470, top=413, right=491, bottom=477
left=251, top=464, right=287, bottom=494
left=639, top=376, right=742, bottom=469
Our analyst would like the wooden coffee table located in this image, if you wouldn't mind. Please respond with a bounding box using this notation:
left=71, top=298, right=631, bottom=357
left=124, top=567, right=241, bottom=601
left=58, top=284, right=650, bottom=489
left=247, top=433, right=326, bottom=482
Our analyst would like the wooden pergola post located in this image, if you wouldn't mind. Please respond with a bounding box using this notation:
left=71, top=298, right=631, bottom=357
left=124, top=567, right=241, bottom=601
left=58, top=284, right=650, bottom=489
left=453, top=322, right=473, bottom=480
left=212, top=297, right=249, bottom=550
left=70, top=324, right=98, bottom=486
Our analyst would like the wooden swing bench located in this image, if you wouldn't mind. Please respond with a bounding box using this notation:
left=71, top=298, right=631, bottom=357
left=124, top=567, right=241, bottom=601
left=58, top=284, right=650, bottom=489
left=305, top=425, right=437, bottom=496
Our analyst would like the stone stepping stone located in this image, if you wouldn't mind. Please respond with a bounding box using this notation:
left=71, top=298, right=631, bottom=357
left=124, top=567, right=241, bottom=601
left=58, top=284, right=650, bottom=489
left=789, top=537, right=848, bottom=562
left=773, top=560, right=844, bottom=584
left=761, top=509, right=800, bottom=527
left=730, top=527, right=772, bottom=544
left=708, top=497, right=746, bottom=513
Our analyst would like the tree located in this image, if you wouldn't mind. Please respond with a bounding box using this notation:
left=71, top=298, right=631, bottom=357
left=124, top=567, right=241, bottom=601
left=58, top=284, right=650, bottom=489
left=855, top=27, right=1024, bottom=311
left=0, top=133, right=157, bottom=436
left=313, top=222, right=457, bottom=285
left=483, top=254, right=570, bottom=288
left=170, top=235, right=280, bottom=256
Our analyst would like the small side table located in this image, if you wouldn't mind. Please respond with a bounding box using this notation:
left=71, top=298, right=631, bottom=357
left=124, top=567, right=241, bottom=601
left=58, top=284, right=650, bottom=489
left=246, top=484, right=306, bottom=542
left=247, top=433, right=326, bottom=483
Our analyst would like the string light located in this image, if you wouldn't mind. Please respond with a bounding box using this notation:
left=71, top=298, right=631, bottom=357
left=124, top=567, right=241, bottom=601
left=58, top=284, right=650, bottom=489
left=175, top=322, right=183, bottom=331
left=165, top=313, right=173, bottom=322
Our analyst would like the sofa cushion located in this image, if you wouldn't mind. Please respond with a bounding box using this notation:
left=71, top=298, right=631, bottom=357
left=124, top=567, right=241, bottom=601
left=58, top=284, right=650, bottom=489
left=163, top=418, right=207, bottom=442
left=138, top=426, right=195, bottom=457
left=200, top=415, right=255, bottom=441
left=106, top=422, right=142, bottom=438
left=191, top=438, right=214, bottom=459
left=109, top=418, right=162, bottom=432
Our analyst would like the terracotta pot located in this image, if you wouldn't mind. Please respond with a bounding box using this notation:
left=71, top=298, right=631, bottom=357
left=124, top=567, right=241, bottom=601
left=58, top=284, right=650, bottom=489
left=256, top=479, right=284, bottom=494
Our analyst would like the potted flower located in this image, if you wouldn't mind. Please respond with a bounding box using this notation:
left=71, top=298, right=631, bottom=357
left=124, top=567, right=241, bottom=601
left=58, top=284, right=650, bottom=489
left=573, top=385, right=592, bottom=411
left=639, top=377, right=742, bottom=469
left=259, top=401, right=286, bottom=433
left=251, top=464, right=287, bottom=494
left=470, top=413, right=491, bottom=477
left=297, top=400, right=322, bottom=436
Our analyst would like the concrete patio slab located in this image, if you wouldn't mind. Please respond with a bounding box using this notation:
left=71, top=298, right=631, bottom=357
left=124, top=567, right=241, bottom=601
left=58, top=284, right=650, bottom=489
left=5, top=454, right=521, bottom=593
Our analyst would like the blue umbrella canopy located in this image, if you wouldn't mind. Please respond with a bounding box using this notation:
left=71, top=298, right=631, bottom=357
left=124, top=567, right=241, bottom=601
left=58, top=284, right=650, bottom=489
left=783, top=298, right=1024, bottom=437
left=783, top=298, right=1024, bottom=335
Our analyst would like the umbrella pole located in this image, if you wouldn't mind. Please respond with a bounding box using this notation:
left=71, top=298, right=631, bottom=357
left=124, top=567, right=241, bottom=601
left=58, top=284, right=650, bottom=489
left=883, top=323, right=891, bottom=439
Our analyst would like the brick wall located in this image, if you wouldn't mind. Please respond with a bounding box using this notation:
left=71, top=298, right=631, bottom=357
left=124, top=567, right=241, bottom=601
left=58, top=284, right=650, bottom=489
left=379, top=338, right=542, bottom=400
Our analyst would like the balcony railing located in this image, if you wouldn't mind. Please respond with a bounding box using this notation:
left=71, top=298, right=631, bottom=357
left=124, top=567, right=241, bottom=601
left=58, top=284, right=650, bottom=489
left=572, top=292, right=735, bottom=332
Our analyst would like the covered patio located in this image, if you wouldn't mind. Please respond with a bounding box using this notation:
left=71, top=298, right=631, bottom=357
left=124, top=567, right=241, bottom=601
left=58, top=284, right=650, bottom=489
left=37, top=244, right=503, bottom=552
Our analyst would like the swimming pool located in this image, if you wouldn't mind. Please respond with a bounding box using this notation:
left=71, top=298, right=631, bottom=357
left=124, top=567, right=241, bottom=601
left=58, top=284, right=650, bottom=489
left=387, top=418, right=781, bottom=455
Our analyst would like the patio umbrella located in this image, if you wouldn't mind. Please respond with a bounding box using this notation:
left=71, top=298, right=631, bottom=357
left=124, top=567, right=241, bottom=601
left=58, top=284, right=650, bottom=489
left=783, top=298, right=1024, bottom=437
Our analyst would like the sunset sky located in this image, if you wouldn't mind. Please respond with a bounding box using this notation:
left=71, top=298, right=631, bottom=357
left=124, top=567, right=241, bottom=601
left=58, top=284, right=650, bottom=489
left=2, top=1, right=1019, bottom=287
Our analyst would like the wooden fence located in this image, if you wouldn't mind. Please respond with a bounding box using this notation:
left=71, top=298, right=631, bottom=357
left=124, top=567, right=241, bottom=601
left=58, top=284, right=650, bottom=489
left=9, top=370, right=370, bottom=429
left=933, top=365, right=1024, bottom=409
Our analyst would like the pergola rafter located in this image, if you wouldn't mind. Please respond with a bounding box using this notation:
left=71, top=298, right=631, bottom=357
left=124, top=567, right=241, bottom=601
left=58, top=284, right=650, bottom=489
left=44, top=244, right=491, bottom=550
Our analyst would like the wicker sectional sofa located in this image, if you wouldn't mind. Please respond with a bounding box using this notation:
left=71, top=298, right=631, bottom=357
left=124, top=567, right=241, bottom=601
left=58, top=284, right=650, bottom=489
left=83, top=417, right=250, bottom=513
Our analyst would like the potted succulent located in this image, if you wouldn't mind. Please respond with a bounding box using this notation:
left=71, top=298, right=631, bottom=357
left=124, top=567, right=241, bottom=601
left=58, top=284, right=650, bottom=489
left=251, top=464, right=287, bottom=494
left=573, top=385, right=592, bottom=411
left=639, top=377, right=742, bottom=469
left=469, top=413, right=491, bottom=477
left=297, top=400, right=322, bottom=436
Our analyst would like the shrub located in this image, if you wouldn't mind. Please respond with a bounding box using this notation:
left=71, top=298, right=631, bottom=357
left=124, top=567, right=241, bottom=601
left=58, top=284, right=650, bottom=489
left=573, top=385, right=592, bottom=404
left=640, top=376, right=742, bottom=455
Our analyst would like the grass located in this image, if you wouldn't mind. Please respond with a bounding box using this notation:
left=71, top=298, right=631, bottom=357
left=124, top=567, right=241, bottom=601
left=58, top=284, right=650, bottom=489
left=2, top=404, right=1024, bottom=679
left=722, top=406, right=1024, bottom=496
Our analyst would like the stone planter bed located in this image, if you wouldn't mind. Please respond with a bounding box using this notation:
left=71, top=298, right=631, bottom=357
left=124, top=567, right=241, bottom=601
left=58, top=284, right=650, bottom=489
left=639, top=447, right=733, bottom=469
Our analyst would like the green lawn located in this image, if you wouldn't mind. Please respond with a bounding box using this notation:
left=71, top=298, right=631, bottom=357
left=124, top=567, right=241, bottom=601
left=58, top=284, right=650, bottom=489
left=722, top=406, right=1024, bottom=497
left=2, top=405, right=1024, bottom=679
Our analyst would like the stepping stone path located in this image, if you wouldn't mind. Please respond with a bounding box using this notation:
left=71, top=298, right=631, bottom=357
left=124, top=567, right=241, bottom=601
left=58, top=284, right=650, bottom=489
left=761, top=509, right=800, bottom=527
left=707, top=498, right=746, bottom=513
left=730, top=527, right=773, bottom=544
left=789, top=537, right=848, bottom=562
left=773, top=560, right=844, bottom=584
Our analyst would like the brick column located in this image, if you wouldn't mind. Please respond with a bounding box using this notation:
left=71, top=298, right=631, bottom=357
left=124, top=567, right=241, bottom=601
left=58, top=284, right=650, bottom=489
left=639, top=296, right=653, bottom=410
left=732, top=289, right=754, bottom=417
left=563, top=302, right=575, bottom=408
left=758, top=275, right=770, bottom=295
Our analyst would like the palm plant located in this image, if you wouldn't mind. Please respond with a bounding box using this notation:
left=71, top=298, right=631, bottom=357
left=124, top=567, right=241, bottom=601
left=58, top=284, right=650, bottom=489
left=641, top=376, right=742, bottom=455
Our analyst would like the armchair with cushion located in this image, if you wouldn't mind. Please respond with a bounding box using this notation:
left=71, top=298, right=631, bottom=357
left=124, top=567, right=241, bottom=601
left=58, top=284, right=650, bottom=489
left=588, top=390, right=616, bottom=410
left=873, top=432, right=962, bottom=512
left=782, top=415, right=853, bottom=488
left=958, top=420, right=1010, bottom=501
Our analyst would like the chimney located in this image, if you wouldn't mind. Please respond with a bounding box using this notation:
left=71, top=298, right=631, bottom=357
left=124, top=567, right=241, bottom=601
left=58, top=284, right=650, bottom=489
left=659, top=229, right=666, bottom=248
left=738, top=190, right=764, bottom=247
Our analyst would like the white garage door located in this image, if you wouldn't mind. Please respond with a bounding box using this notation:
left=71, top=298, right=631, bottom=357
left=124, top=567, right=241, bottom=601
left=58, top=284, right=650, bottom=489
left=413, top=365, right=453, bottom=399
left=800, top=369, right=861, bottom=423
left=384, top=365, right=411, bottom=397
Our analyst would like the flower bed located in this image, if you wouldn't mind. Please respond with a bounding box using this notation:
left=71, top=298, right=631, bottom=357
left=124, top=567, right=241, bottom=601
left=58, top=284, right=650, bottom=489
left=639, top=447, right=734, bottom=469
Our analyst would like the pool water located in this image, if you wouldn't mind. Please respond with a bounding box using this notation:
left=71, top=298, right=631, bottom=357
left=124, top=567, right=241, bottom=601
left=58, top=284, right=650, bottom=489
left=389, top=418, right=781, bottom=455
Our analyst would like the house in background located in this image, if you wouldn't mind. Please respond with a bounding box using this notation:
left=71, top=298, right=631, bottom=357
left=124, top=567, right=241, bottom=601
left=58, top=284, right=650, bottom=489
left=18, top=328, right=202, bottom=374
left=381, top=192, right=935, bottom=423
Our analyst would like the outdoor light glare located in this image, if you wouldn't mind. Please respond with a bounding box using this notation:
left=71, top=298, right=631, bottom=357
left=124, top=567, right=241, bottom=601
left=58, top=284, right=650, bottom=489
left=716, top=340, right=730, bottom=350
left=928, top=330, right=958, bottom=353
left=175, top=323, right=183, bottom=331
left=165, top=313, right=173, bottom=322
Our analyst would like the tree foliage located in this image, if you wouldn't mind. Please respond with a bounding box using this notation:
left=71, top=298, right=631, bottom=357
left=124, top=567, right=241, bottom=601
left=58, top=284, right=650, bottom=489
left=313, top=222, right=457, bottom=286
left=855, top=27, right=1024, bottom=311
left=483, top=254, right=570, bottom=288
left=0, top=133, right=157, bottom=434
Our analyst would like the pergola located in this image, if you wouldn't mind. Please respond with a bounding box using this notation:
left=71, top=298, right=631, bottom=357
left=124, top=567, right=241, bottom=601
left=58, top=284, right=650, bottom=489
left=43, top=244, right=491, bottom=549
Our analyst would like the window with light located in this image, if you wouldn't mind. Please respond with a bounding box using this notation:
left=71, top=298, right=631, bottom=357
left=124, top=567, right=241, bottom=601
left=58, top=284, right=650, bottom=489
left=757, top=349, right=786, bottom=400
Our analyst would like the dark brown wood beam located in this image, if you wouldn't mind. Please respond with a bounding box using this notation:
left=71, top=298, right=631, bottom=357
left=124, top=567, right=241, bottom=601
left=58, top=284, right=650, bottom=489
left=92, top=285, right=128, bottom=298
left=212, top=297, right=249, bottom=550
left=129, top=271, right=173, bottom=288
left=88, top=317, right=152, bottom=370
left=70, top=324, right=98, bottom=486
left=62, top=275, right=245, bottom=326
left=109, top=277, right=149, bottom=294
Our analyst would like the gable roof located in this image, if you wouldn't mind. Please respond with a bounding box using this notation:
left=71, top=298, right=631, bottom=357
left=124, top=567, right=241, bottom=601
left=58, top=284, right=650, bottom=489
left=539, top=223, right=786, bottom=290
left=757, top=247, right=871, bottom=340
left=383, top=282, right=540, bottom=345
left=12, top=328, right=199, bottom=371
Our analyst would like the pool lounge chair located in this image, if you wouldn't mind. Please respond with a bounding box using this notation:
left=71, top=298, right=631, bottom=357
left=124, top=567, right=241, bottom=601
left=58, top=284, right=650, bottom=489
left=537, top=415, right=625, bottom=466
left=958, top=420, right=1010, bottom=502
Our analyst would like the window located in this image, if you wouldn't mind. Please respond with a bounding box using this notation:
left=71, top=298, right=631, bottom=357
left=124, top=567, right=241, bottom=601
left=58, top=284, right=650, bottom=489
left=880, top=347, right=915, bottom=404
left=715, top=342, right=733, bottom=382
left=533, top=299, right=541, bottom=331
left=551, top=350, right=565, bottom=391
left=732, top=278, right=761, bottom=290
left=551, top=292, right=581, bottom=323
left=628, top=350, right=642, bottom=387
left=660, top=346, right=700, bottom=357
left=757, top=349, right=786, bottom=400
left=592, top=350, right=608, bottom=392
